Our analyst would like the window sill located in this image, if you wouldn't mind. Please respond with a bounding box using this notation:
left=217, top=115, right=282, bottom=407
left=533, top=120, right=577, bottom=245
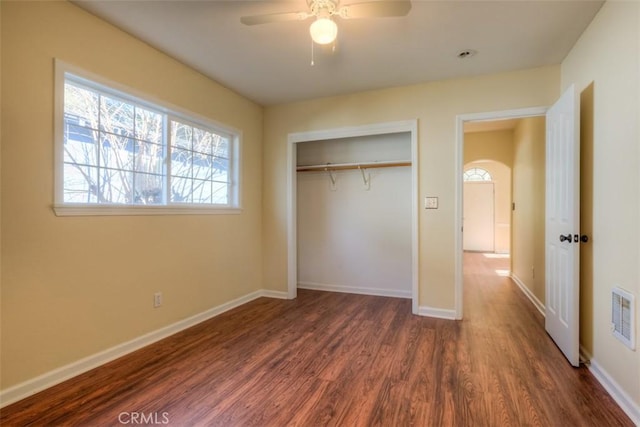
left=53, top=204, right=243, bottom=217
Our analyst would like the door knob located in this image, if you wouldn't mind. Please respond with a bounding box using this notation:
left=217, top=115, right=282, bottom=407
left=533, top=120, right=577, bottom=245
left=559, top=234, right=572, bottom=243
left=580, top=234, right=589, bottom=243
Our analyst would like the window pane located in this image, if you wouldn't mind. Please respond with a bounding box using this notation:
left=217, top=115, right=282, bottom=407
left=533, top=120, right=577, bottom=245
left=171, top=148, right=192, bottom=178
left=100, top=168, right=132, bottom=203
left=64, top=124, right=98, bottom=166
left=135, top=140, right=164, bottom=175
left=100, top=95, right=134, bottom=138
left=170, top=177, right=193, bottom=203
left=463, top=167, right=492, bottom=182
left=135, top=108, right=162, bottom=144
left=169, top=122, right=229, bottom=205
left=193, top=129, right=231, bottom=158
left=63, top=164, right=98, bottom=203
left=211, top=181, right=229, bottom=204
left=134, top=173, right=163, bottom=205
left=193, top=153, right=214, bottom=180
left=212, top=157, right=229, bottom=181
left=171, top=121, right=192, bottom=149
left=193, top=127, right=229, bottom=156
left=211, top=134, right=229, bottom=158
left=100, top=133, right=134, bottom=171
left=192, top=179, right=213, bottom=204
left=65, top=122, right=97, bottom=145
left=64, top=83, right=99, bottom=126
left=193, top=128, right=213, bottom=154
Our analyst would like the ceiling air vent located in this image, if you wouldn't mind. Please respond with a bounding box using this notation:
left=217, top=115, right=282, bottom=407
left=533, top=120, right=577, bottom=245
left=612, top=286, right=635, bottom=350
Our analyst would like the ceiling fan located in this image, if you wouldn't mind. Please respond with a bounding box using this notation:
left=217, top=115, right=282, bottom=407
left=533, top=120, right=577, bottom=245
left=240, top=0, right=412, bottom=45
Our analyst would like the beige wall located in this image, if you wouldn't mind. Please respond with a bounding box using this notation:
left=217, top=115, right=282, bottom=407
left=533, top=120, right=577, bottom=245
left=464, top=129, right=514, bottom=167
left=561, top=1, right=640, bottom=407
left=464, top=130, right=514, bottom=254
left=1, top=1, right=263, bottom=389
left=263, top=66, right=560, bottom=310
left=511, top=117, right=546, bottom=304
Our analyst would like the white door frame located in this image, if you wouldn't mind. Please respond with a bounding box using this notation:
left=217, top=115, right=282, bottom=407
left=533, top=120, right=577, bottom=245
left=287, top=120, right=419, bottom=314
left=455, top=107, right=547, bottom=319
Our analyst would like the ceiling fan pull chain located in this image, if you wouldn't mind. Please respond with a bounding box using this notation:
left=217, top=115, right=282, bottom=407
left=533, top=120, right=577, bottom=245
left=311, top=39, right=315, bottom=66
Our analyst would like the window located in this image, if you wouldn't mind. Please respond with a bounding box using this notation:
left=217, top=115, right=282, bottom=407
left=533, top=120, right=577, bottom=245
left=463, top=167, right=492, bottom=182
left=54, top=61, right=240, bottom=215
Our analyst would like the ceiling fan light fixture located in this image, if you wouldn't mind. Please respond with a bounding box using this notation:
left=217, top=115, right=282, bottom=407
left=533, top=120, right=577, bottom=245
left=309, top=17, right=338, bottom=45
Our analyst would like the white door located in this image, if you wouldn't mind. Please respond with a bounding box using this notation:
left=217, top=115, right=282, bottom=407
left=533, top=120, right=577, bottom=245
left=463, top=182, right=495, bottom=252
left=545, top=84, right=580, bottom=367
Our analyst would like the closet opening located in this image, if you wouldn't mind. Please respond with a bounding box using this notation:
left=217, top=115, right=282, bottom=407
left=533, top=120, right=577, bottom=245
left=287, top=121, right=419, bottom=313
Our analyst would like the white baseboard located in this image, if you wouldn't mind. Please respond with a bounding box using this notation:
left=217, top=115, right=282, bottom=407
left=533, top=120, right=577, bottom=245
left=259, top=290, right=289, bottom=299
left=510, top=273, right=545, bottom=316
left=297, top=281, right=411, bottom=299
left=579, top=346, right=640, bottom=425
left=298, top=282, right=453, bottom=320
left=0, top=289, right=289, bottom=408
left=417, top=306, right=457, bottom=320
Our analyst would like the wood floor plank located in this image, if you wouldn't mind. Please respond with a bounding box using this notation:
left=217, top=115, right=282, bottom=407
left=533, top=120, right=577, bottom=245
left=1, top=252, right=633, bottom=426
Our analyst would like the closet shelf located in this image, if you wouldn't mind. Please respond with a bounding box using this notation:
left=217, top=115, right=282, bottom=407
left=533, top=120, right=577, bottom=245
left=296, top=160, right=411, bottom=172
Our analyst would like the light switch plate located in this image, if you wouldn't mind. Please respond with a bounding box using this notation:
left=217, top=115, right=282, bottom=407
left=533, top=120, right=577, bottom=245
left=425, top=196, right=438, bottom=209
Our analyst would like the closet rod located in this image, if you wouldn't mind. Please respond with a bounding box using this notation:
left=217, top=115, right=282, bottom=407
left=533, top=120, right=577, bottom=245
left=296, top=160, right=411, bottom=172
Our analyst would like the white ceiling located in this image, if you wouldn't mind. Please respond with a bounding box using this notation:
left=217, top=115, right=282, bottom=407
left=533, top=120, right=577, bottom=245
left=73, top=0, right=604, bottom=106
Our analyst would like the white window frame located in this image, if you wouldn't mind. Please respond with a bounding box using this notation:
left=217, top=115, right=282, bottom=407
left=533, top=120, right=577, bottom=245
left=53, top=59, right=242, bottom=216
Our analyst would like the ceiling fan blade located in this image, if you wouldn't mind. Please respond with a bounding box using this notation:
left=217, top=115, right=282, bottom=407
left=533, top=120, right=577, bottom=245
left=240, top=11, right=310, bottom=26
left=338, top=1, right=411, bottom=19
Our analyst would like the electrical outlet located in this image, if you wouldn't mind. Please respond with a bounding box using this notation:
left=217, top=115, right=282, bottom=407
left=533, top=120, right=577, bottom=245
left=154, top=292, right=162, bottom=308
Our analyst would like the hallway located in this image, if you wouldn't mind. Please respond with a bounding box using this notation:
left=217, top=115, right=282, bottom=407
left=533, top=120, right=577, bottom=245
left=461, top=251, right=630, bottom=425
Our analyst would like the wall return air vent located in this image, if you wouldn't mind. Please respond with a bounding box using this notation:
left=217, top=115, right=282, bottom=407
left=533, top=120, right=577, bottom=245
left=612, top=286, right=635, bottom=350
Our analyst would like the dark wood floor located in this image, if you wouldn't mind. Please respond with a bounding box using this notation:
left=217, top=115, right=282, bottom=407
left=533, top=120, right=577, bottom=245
left=1, top=252, right=632, bottom=426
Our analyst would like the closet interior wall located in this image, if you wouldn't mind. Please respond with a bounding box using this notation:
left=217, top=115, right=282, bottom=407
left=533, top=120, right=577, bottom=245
left=296, top=133, right=412, bottom=298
